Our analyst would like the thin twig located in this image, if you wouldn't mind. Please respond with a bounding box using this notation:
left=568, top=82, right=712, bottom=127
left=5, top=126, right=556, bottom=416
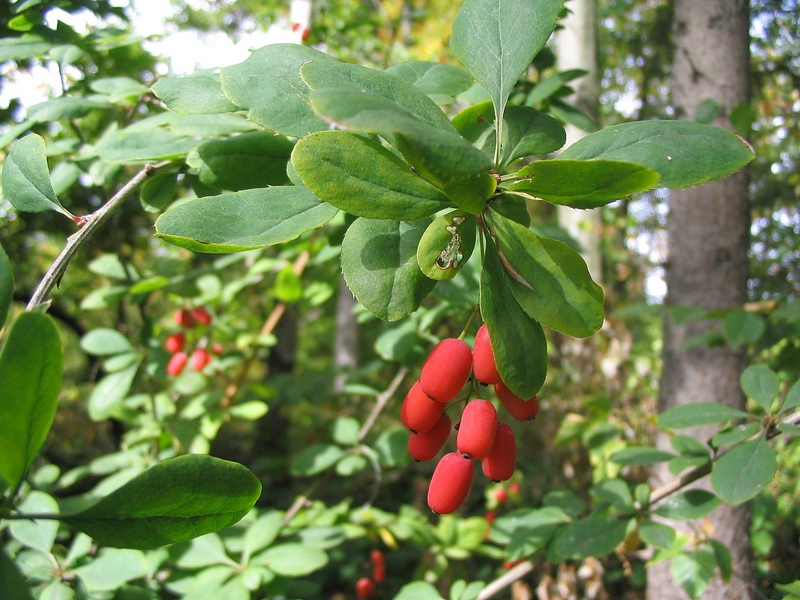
left=477, top=560, right=535, bottom=600
left=26, top=161, right=172, bottom=311
left=358, top=366, right=409, bottom=443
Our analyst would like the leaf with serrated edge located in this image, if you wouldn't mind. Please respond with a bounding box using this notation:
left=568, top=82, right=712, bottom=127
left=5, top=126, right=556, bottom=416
left=62, top=454, right=261, bottom=549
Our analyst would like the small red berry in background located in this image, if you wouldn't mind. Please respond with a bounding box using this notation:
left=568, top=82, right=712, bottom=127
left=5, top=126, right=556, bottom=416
left=485, top=510, right=497, bottom=524
left=494, top=488, right=509, bottom=504
left=407, top=413, right=451, bottom=461
left=473, top=324, right=502, bottom=385
left=355, top=577, right=375, bottom=598
left=165, top=332, right=185, bottom=353
left=420, top=338, right=473, bottom=402
left=509, top=482, right=522, bottom=495
left=494, top=382, right=540, bottom=421
left=370, top=549, right=385, bottom=570
left=191, top=348, right=211, bottom=371
left=482, top=422, right=517, bottom=482
left=427, top=452, right=474, bottom=514
left=503, top=559, right=524, bottom=570
left=456, top=399, right=497, bottom=460
left=167, top=352, right=188, bottom=376
left=211, top=343, right=224, bottom=355
left=174, top=308, right=196, bottom=329
left=192, top=306, right=212, bottom=326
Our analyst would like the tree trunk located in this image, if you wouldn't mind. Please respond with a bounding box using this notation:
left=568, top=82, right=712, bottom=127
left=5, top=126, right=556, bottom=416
left=555, top=0, right=602, bottom=284
left=648, top=1, right=754, bottom=599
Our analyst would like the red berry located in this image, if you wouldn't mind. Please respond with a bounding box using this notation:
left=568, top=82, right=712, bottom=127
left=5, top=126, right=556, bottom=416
left=355, top=577, right=375, bottom=598
left=494, top=488, right=509, bottom=503
left=407, top=413, right=451, bottom=461
left=509, top=482, right=522, bottom=494
left=370, top=549, right=385, bottom=569
left=167, top=352, right=188, bottom=376
left=427, top=452, right=474, bottom=514
left=372, top=564, right=385, bottom=583
left=494, top=382, right=540, bottom=421
left=456, top=399, right=497, bottom=460
left=401, top=380, right=446, bottom=434
left=473, top=324, right=502, bottom=385
left=485, top=510, right=497, bottom=524
left=420, top=338, right=473, bottom=402
left=174, top=308, right=196, bottom=329
left=191, top=348, right=211, bottom=371
left=192, top=306, right=212, bottom=326
left=165, top=332, right=185, bottom=353
left=211, top=343, right=224, bottom=355
left=482, top=423, right=517, bottom=482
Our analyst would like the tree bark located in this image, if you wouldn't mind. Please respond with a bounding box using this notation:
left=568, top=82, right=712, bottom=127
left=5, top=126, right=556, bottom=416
left=647, top=1, right=754, bottom=599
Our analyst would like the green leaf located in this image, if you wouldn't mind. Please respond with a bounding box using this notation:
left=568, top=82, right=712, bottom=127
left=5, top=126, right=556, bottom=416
left=290, top=444, right=345, bottom=476
left=0, top=243, right=13, bottom=330
left=385, top=60, right=474, bottom=101
left=80, top=328, right=134, bottom=356
left=335, top=454, right=369, bottom=476
left=711, top=436, right=776, bottom=504
left=450, top=0, right=564, bottom=153
left=559, top=120, right=755, bottom=189
left=272, top=264, right=303, bottom=303
left=510, top=159, right=661, bottom=208
left=253, top=543, right=327, bottom=576
left=0, top=312, right=63, bottom=488
left=740, top=364, right=780, bottom=414
left=1, top=134, right=73, bottom=218
left=653, top=490, right=721, bottom=521
left=609, top=446, right=676, bottom=466
left=394, top=581, right=446, bottom=600
left=480, top=236, right=548, bottom=398
left=10, top=491, right=60, bottom=553
left=174, top=533, right=232, bottom=568
left=291, top=131, right=450, bottom=220
left=62, top=454, right=261, bottom=549
left=694, top=99, right=720, bottom=124
left=657, top=402, right=750, bottom=429
left=242, top=511, right=283, bottom=557
left=308, top=88, right=494, bottom=213
left=710, top=422, right=760, bottom=449
left=590, top=479, right=634, bottom=513
left=492, top=506, right=570, bottom=559
left=155, top=187, right=338, bottom=253
left=671, top=549, right=717, bottom=600
left=88, top=363, right=139, bottom=421
left=300, top=59, right=456, bottom=131
left=88, top=253, right=135, bottom=280
left=670, top=434, right=710, bottom=457
left=341, top=218, right=436, bottom=322
left=784, top=380, right=800, bottom=412
left=152, top=70, right=241, bottom=114
left=722, top=310, right=765, bottom=347
left=219, top=44, right=335, bottom=137
left=453, top=102, right=566, bottom=167
left=638, top=520, right=676, bottom=549
left=72, top=548, right=148, bottom=592
left=0, top=35, right=52, bottom=62
left=551, top=517, right=631, bottom=560
left=140, top=172, right=178, bottom=212
left=0, top=549, right=35, bottom=600
left=486, top=212, right=604, bottom=337
left=416, top=211, right=477, bottom=280
left=776, top=581, right=800, bottom=598
left=95, top=128, right=196, bottom=162
left=187, top=132, right=293, bottom=191
left=228, top=400, right=269, bottom=420
left=331, top=417, right=360, bottom=447
left=709, top=539, right=733, bottom=582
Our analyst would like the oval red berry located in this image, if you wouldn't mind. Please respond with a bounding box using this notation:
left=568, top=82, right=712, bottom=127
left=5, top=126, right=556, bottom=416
left=456, top=399, right=497, bottom=460
left=473, top=324, right=502, bottom=385
left=482, top=422, right=517, bottom=482
left=191, top=348, right=211, bottom=371
left=495, top=382, right=540, bottom=421
left=355, top=577, right=375, bottom=598
left=167, top=351, right=188, bottom=376
left=165, top=332, right=185, bottom=353
left=420, top=338, right=472, bottom=402
left=192, top=306, right=212, bottom=326
left=408, top=413, right=451, bottom=461
left=427, top=452, right=474, bottom=514
left=401, top=380, right=446, bottom=433
left=174, top=308, right=196, bottom=329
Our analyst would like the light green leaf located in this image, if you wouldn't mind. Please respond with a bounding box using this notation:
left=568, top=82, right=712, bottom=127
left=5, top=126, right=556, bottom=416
left=27, top=96, right=107, bottom=123
left=480, top=236, right=547, bottom=398
left=551, top=517, right=631, bottom=560
left=510, top=159, right=661, bottom=208
left=590, top=479, right=634, bottom=513
left=385, top=60, right=474, bottom=101
left=784, top=380, right=800, bottom=412
left=710, top=539, right=733, bottom=582
left=638, top=520, right=676, bottom=549
left=88, top=363, right=139, bottom=421
left=487, top=212, right=604, bottom=337
left=671, top=549, right=717, bottom=600
left=341, top=218, right=436, bottom=322
left=453, top=101, right=566, bottom=166
left=0, top=243, right=13, bottom=329
left=559, top=120, right=755, bottom=189
left=88, top=253, right=135, bottom=280
left=62, top=455, right=261, bottom=549
left=228, top=400, right=269, bottom=420
left=653, top=490, right=720, bottom=521
left=155, top=187, right=338, bottom=253
left=670, top=435, right=710, bottom=457
left=0, top=312, right=63, bottom=488
left=722, top=310, right=765, bottom=347
left=331, top=417, right=361, bottom=447
left=95, top=128, right=196, bottom=162
left=291, top=130, right=450, bottom=220
left=174, top=533, right=232, bottom=568
left=710, top=422, right=760, bottom=449
left=220, top=44, right=335, bottom=137
left=1, top=134, right=73, bottom=217
left=394, top=581, right=446, bottom=600
left=252, top=543, right=327, bottom=576
left=291, top=444, right=345, bottom=476
left=711, top=436, right=776, bottom=504
left=0, top=35, right=52, bottom=61
left=450, top=0, right=564, bottom=155
left=657, top=402, right=751, bottom=429
left=740, top=364, right=780, bottom=414
left=152, top=70, right=241, bottom=114
left=242, top=511, right=283, bottom=557
left=416, top=211, right=477, bottom=280
left=335, top=454, right=369, bottom=476
left=491, top=506, right=571, bottom=558
left=80, top=328, right=134, bottom=356
left=187, top=132, right=293, bottom=191
left=72, top=549, right=148, bottom=592
left=10, top=491, right=60, bottom=553
left=0, top=549, right=35, bottom=600
left=609, top=446, right=676, bottom=466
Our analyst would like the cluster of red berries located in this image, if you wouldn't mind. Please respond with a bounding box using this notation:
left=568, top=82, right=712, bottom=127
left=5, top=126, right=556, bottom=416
left=165, top=307, right=221, bottom=376
left=401, top=324, right=540, bottom=515
left=354, top=549, right=385, bottom=598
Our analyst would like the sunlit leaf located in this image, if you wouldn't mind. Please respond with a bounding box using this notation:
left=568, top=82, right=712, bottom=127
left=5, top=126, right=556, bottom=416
left=711, top=436, right=776, bottom=504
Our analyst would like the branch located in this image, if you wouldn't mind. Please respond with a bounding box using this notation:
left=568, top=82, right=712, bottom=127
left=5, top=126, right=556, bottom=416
left=358, top=366, right=409, bottom=443
left=26, top=161, right=172, bottom=311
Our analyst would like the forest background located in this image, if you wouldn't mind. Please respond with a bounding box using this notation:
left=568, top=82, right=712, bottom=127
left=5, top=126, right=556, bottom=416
left=0, top=0, right=799, bottom=599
